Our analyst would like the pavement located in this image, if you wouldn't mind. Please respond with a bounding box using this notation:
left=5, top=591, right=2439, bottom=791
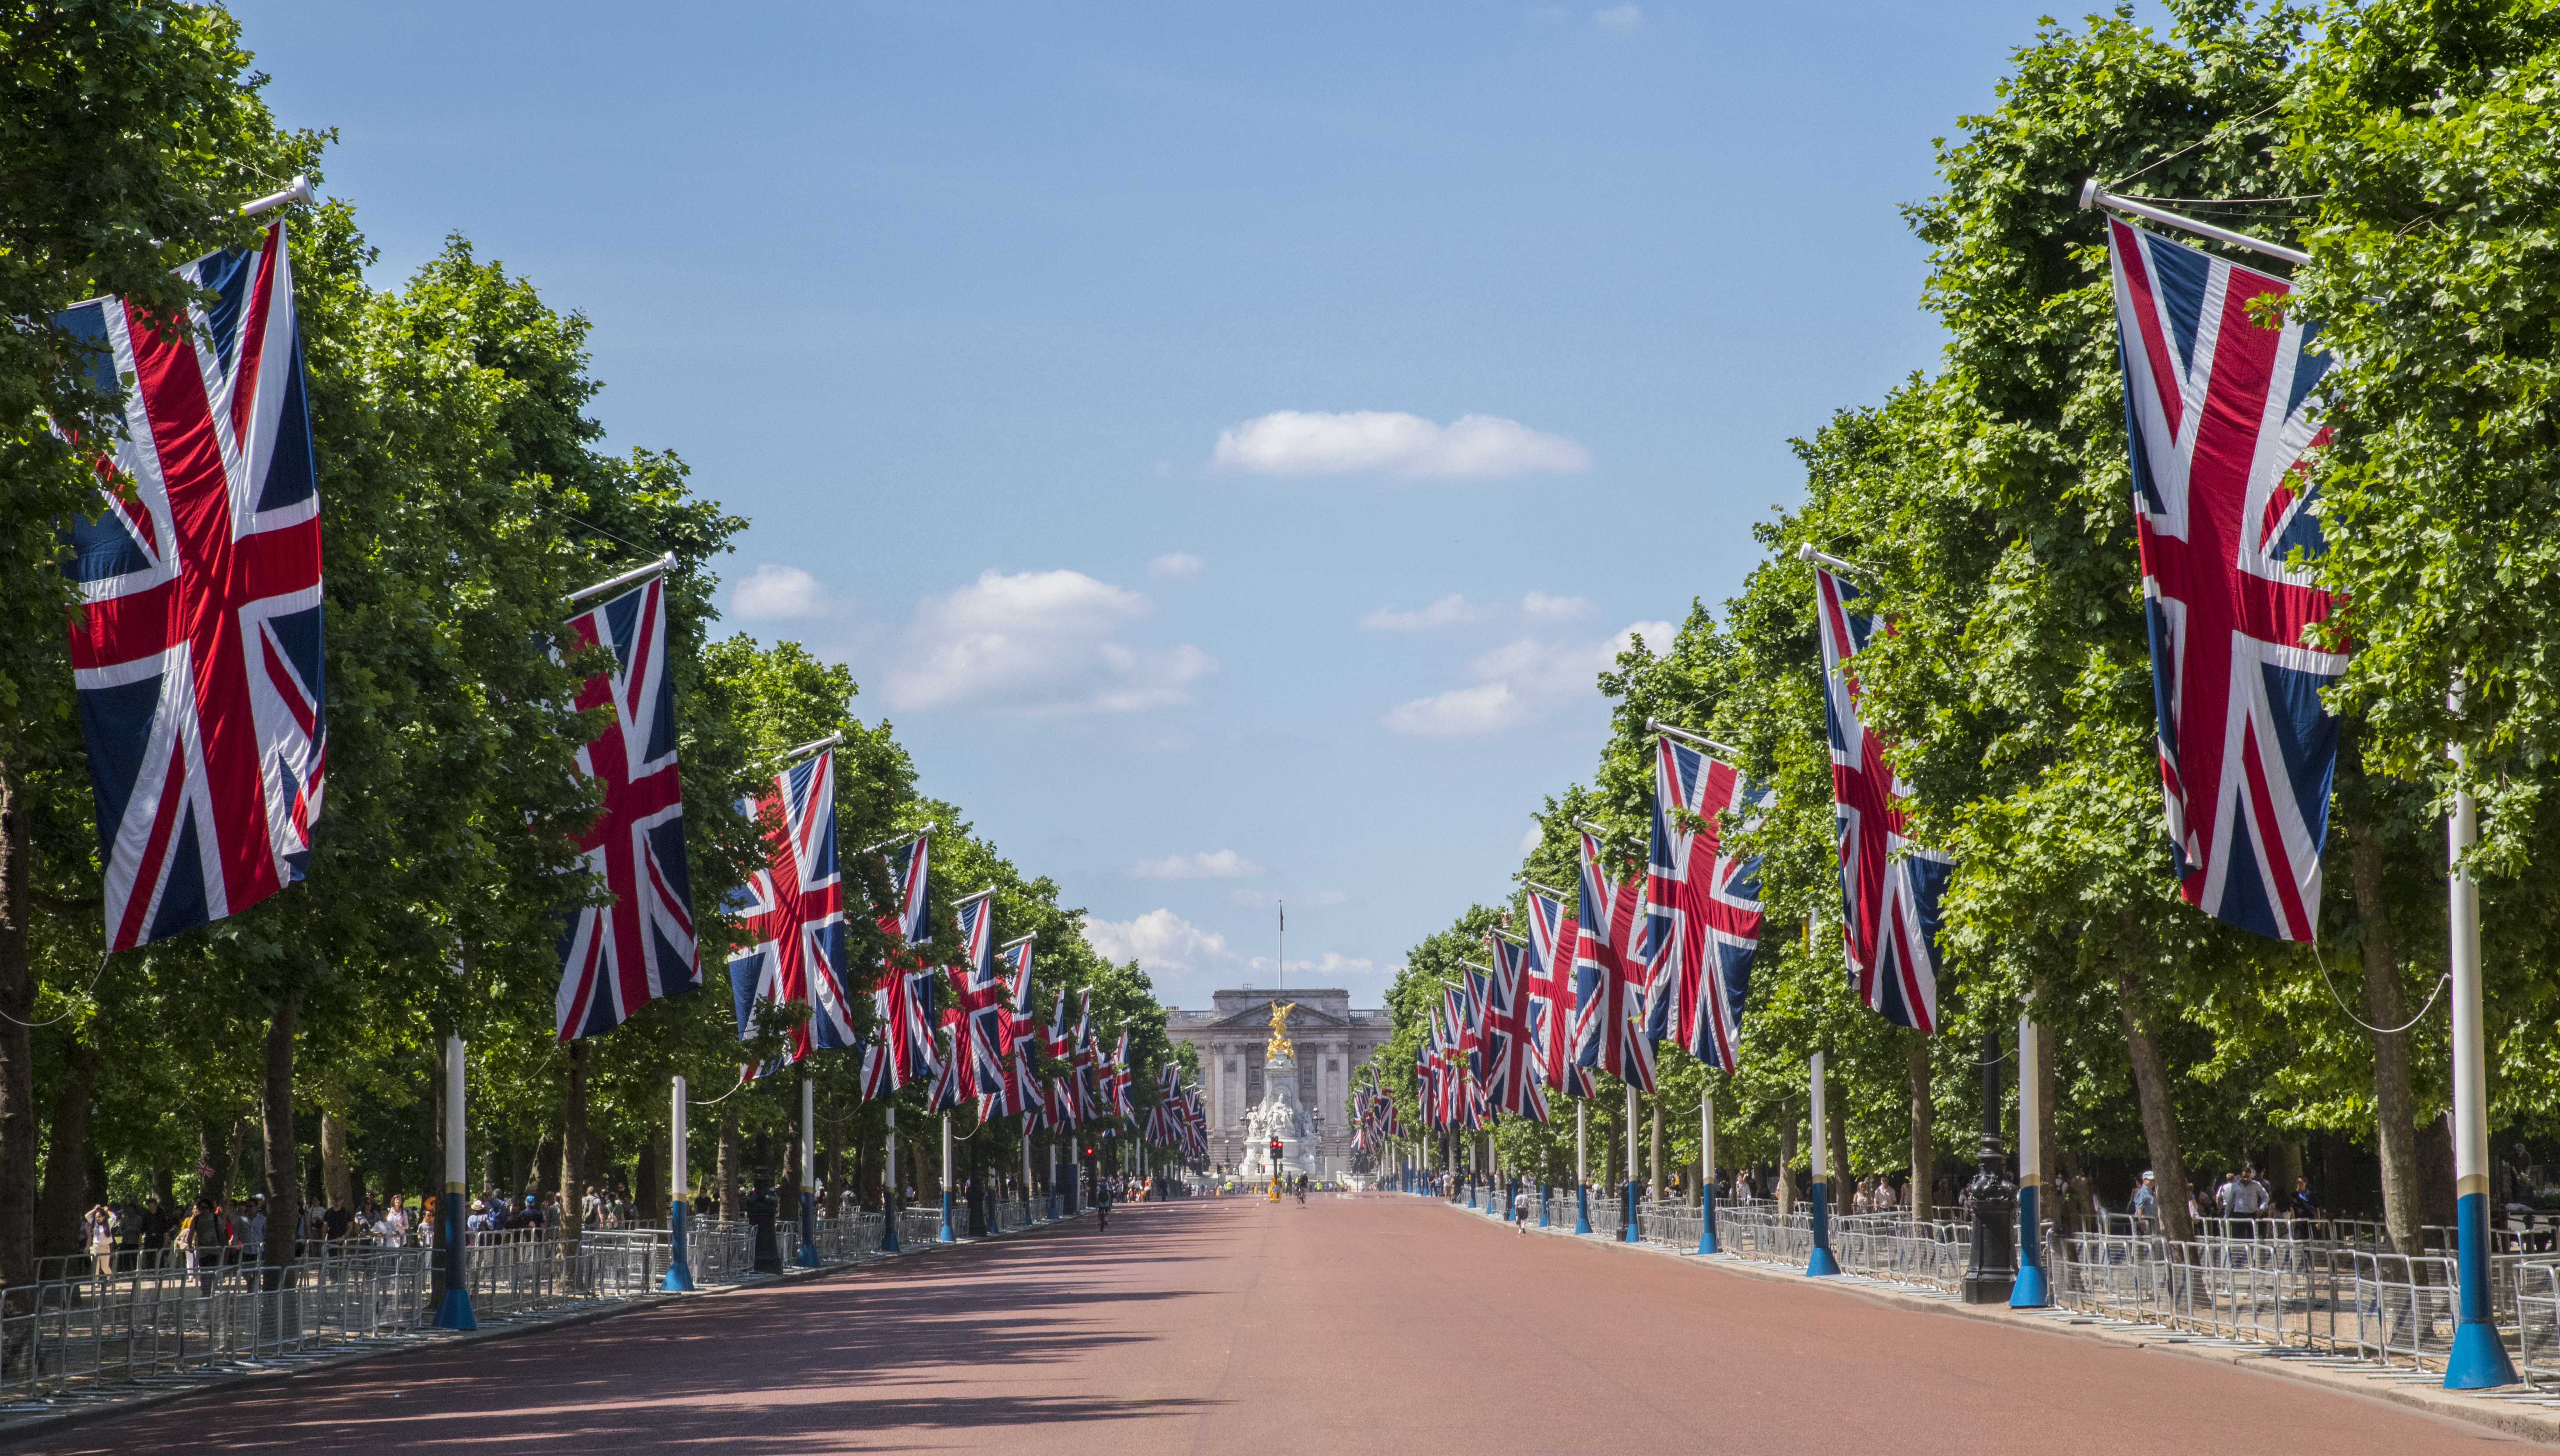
left=3, top=1194, right=2539, bottom=1453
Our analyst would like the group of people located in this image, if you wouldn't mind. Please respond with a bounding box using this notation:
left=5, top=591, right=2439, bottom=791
left=2125, top=1167, right=2317, bottom=1227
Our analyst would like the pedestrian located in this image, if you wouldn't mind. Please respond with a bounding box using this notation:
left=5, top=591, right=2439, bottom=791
left=2130, top=1171, right=2159, bottom=1230
left=1512, top=1183, right=1530, bottom=1233
left=234, top=1195, right=267, bottom=1284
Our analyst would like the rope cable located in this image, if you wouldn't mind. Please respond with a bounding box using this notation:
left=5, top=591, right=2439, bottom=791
left=2310, top=940, right=2451, bottom=1036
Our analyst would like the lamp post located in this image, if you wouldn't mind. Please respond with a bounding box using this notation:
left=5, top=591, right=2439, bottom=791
left=1961, top=1024, right=2018, bottom=1304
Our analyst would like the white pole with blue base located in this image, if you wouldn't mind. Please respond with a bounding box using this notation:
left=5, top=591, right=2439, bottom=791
left=797, top=1077, right=822, bottom=1267
left=1806, top=1052, right=1841, bottom=1277
left=2010, top=1017, right=2050, bottom=1307
left=1624, top=1083, right=1642, bottom=1243
left=1697, top=1089, right=1720, bottom=1256
left=879, top=1106, right=902, bottom=1253
left=938, top=1114, right=956, bottom=1242
left=434, top=1034, right=477, bottom=1328
left=2447, top=733, right=2519, bottom=1389
left=1573, top=1101, right=1591, bottom=1234
left=662, top=1075, right=696, bottom=1292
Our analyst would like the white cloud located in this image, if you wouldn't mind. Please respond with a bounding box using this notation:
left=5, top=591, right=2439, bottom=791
left=1384, top=682, right=1521, bottom=736
left=881, top=569, right=1216, bottom=715
left=1246, top=952, right=1375, bottom=979
left=1517, top=823, right=1544, bottom=854
left=1149, top=552, right=1206, bottom=580
left=1359, top=594, right=1490, bottom=631
left=1521, top=591, right=1593, bottom=619
left=1595, top=4, right=1642, bottom=27
left=1135, top=849, right=1261, bottom=879
left=1212, top=410, right=1592, bottom=480
left=730, top=563, right=833, bottom=621
left=1082, top=909, right=1227, bottom=972
left=1384, top=620, right=1673, bottom=737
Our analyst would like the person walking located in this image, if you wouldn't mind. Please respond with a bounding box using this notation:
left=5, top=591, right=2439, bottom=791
left=1094, top=1174, right=1112, bottom=1233
left=1512, top=1183, right=1530, bottom=1233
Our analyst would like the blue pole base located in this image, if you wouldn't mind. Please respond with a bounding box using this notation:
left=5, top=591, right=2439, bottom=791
left=1698, top=1188, right=1719, bottom=1256
left=434, top=1287, right=477, bottom=1330
left=1624, top=1180, right=1640, bottom=1243
left=2448, top=1318, right=2519, bottom=1389
left=797, top=1193, right=822, bottom=1267
left=1539, top=1184, right=1551, bottom=1229
left=2447, top=1190, right=2520, bottom=1388
left=938, top=1191, right=955, bottom=1243
left=1573, top=1184, right=1592, bottom=1236
left=2010, top=1259, right=2050, bottom=1307
left=1467, top=1183, right=1477, bottom=1210
left=662, top=1201, right=698, bottom=1291
left=1806, top=1182, right=1839, bottom=1277
left=2011, top=1185, right=2048, bottom=1307
left=879, top=1205, right=902, bottom=1254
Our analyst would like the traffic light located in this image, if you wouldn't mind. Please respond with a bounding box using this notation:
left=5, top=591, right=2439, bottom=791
left=1083, top=1145, right=1095, bottom=1159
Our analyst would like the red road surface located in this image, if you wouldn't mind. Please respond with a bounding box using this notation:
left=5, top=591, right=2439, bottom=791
left=14, top=1196, right=2524, bottom=1453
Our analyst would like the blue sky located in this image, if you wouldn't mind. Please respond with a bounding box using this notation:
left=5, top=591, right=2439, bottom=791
left=236, top=2, right=2145, bottom=1012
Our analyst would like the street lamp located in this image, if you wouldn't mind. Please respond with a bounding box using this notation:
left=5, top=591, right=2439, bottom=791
left=1962, top=1023, right=2019, bottom=1304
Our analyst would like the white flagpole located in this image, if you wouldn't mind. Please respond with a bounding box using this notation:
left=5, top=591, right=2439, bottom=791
left=663, top=1075, right=695, bottom=1291
left=2076, top=180, right=2310, bottom=267
left=2446, top=688, right=2518, bottom=1387
left=566, top=552, right=676, bottom=605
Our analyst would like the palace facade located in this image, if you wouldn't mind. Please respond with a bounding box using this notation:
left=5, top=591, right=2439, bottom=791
left=1163, top=988, right=1393, bottom=1175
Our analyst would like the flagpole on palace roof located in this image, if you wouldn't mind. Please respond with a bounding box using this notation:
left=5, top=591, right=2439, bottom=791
left=2076, top=180, right=2309, bottom=268
left=566, top=552, right=677, bottom=605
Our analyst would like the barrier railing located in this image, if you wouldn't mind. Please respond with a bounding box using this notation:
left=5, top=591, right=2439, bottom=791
left=3, top=1197, right=1077, bottom=1407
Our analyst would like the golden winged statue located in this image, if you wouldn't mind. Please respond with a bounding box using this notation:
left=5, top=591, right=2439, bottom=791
left=1266, top=1000, right=1297, bottom=1062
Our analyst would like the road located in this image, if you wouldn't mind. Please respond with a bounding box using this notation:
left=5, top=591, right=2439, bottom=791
left=13, top=1195, right=2526, bottom=1453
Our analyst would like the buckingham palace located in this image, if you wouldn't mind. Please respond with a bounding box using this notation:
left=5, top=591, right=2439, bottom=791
left=1163, top=988, right=1394, bottom=1175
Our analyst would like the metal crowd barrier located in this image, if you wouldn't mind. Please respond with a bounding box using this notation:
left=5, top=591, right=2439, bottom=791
left=3, top=1197, right=1083, bottom=1408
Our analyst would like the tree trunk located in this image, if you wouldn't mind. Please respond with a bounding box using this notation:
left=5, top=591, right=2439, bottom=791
left=1828, top=1079, right=1851, bottom=1208
left=2267, top=1140, right=2303, bottom=1213
left=1908, top=1034, right=1933, bottom=1222
left=2115, top=955, right=2194, bottom=1244
left=561, top=1040, right=587, bottom=1262
left=1777, top=1094, right=1797, bottom=1216
left=2348, top=820, right=2425, bottom=1257
left=0, top=754, right=34, bottom=1312
left=2032, top=1010, right=2057, bottom=1214
left=35, top=1038, right=102, bottom=1263
left=423, top=1040, right=445, bottom=1210
left=1648, top=1100, right=1664, bottom=1201
left=261, top=997, right=299, bottom=1280
left=321, top=1111, right=351, bottom=1209
left=718, top=1105, right=741, bottom=1220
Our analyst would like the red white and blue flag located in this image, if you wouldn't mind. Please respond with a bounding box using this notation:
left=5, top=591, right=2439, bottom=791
left=555, top=574, right=699, bottom=1041
left=878, top=830, right=933, bottom=948
left=1482, top=935, right=1548, bottom=1121
left=2106, top=218, right=2341, bottom=942
left=948, top=890, right=1006, bottom=1096
left=1520, top=886, right=1592, bottom=1099
left=59, top=221, right=324, bottom=952
left=1001, top=933, right=1036, bottom=1013
left=726, top=748, right=850, bottom=1074
left=1816, top=568, right=1951, bottom=1031
left=861, top=965, right=941, bottom=1099
left=924, top=1023, right=970, bottom=1113
left=1643, top=735, right=1774, bottom=1073
left=1573, top=830, right=1656, bottom=1092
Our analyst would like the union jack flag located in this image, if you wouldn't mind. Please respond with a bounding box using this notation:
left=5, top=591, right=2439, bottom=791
left=1001, top=933, right=1036, bottom=1013
left=727, top=749, right=850, bottom=1075
left=1643, top=735, right=1774, bottom=1073
left=1482, top=935, right=1547, bottom=1121
left=1108, top=1031, right=1135, bottom=1121
left=59, top=221, right=324, bottom=952
left=1045, top=986, right=1072, bottom=1061
left=861, top=964, right=941, bottom=1099
left=2107, top=218, right=2341, bottom=942
left=555, top=574, right=699, bottom=1041
left=924, top=1023, right=969, bottom=1113
left=1816, top=567, right=1951, bottom=1032
left=1573, top=830, right=1656, bottom=1092
left=1520, top=886, right=1592, bottom=1098
left=878, top=831, right=932, bottom=947
left=947, top=890, right=1006, bottom=1095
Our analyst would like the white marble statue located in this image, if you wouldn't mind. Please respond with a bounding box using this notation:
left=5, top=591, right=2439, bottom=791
left=1241, top=1055, right=1319, bottom=1177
